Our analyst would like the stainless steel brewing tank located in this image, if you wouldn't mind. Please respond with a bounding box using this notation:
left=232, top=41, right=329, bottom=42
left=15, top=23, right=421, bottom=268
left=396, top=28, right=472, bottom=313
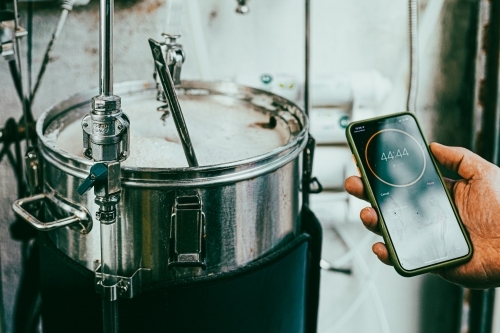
left=38, top=80, right=308, bottom=283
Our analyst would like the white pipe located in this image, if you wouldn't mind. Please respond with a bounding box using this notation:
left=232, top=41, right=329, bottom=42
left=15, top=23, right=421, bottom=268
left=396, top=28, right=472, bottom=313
left=164, top=0, right=184, bottom=35
left=186, top=0, right=214, bottom=81
left=335, top=225, right=392, bottom=333
left=381, top=0, right=445, bottom=113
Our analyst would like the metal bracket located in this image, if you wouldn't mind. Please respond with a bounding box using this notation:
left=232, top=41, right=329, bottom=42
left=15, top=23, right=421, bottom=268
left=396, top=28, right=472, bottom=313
left=168, top=194, right=206, bottom=269
left=302, top=135, right=323, bottom=195
left=25, top=148, right=43, bottom=195
left=95, top=266, right=151, bottom=300
left=0, top=15, right=27, bottom=60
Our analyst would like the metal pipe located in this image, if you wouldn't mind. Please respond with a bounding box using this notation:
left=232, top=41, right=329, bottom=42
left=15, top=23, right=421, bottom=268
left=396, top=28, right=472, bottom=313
left=100, top=216, right=118, bottom=287
left=8, top=59, right=23, bottom=102
left=100, top=0, right=113, bottom=96
left=304, top=0, right=310, bottom=119
left=102, top=299, right=119, bottom=333
left=31, top=8, right=70, bottom=102
left=94, top=0, right=120, bottom=333
left=27, top=1, right=33, bottom=94
left=302, top=0, right=311, bottom=207
left=100, top=221, right=119, bottom=333
left=12, top=0, right=32, bottom=147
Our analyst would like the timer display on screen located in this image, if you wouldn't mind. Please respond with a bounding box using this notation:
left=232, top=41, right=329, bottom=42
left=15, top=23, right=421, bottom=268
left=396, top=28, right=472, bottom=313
left=365, top=129, right=425, bottom=187
left=380, top=148, right=409, bottom=161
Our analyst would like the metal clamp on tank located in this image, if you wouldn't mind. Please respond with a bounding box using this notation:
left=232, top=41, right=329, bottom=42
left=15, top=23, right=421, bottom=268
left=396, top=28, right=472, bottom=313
left=303, top=135, right=323, bottom=196
left=168, top=194, right=206, bottom=269
left=82, top=96, right=130, bottom=163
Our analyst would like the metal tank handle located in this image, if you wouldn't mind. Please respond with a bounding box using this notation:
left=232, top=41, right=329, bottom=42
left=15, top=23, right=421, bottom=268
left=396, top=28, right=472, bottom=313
left=13, top=192, right=93, bottom=234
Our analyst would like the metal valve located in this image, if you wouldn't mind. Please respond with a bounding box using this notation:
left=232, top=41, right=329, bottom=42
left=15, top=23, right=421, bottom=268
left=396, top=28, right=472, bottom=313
left=77, top=161, right=121, bottom=223
left=161, top=33, right=185, bottom=86
left=77, top=163, right=109, bottom=195
left=154, top=33, right=186, bottom=118
left=235, top=0, right=250, bottom=14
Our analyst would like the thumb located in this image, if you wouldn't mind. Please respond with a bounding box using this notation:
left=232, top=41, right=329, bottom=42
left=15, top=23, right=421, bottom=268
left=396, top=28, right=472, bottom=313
left=430, top=143, right=490, bottom=180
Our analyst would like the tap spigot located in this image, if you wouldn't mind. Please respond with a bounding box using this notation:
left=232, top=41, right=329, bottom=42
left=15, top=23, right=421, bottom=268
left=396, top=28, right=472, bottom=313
left=80, top=96, right=129, bottom=226
left=154, top=33, right=185, bottom=119
left=161, top=33, right=185, bottom=86
left=236, top=0, right=250, bottom=14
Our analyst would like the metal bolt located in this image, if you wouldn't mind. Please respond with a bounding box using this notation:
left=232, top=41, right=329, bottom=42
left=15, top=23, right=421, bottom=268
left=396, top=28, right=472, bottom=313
left=90, top=174, right=96, bottom=180
left=117, top=124, right=123, bottom=131
left=83, top=122, right=89, bottom=127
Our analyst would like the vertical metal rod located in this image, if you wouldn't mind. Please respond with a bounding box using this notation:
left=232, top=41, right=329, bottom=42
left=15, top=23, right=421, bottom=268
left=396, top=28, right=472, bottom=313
left=302, top=0, right=311, bottom=207
left=27, top=1, right=33, bottom=94
left=100, top=0, right=113, bottom=96
left=98, top=0, right=119, bottom=331
left=100, top=222, right=118, bottom=285
left=304, top=0, right=310, bottom=119
left=102, top=299, right=119, bottom=333
left=31, top=8, right=70, bottom=102
left=12, top=0, right=32, bottom=147
left=101, top=222, right=119, bottom=333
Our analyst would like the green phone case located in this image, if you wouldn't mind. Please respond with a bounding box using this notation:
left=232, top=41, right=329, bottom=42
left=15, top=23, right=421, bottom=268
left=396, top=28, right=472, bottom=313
left=345, top=112, right=473, bottom=277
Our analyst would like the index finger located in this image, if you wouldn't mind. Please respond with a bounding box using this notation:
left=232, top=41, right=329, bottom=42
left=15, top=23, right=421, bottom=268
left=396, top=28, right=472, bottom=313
left=344, top=176, right=368, bottom=202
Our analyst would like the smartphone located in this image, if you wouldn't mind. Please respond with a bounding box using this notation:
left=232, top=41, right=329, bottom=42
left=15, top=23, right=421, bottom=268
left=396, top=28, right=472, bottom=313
left=346, top=112, right=472, bottom=276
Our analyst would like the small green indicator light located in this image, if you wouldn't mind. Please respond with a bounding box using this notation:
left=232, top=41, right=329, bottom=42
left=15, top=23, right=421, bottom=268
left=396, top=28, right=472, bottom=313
left=339, top=115, right=350, bottom=128
left=261, top=74, right=273, bottom=85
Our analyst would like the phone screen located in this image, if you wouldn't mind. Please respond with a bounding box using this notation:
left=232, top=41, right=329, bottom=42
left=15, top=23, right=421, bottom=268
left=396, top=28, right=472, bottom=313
left=349, top=114, right=470, bottom=271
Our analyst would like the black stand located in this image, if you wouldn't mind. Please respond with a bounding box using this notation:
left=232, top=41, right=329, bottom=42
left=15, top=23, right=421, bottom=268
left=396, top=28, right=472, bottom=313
left=38, top=209, right=322, bottom=333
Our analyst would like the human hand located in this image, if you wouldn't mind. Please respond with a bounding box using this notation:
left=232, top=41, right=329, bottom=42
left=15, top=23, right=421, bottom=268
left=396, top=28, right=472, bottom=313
left=345, top=143, right=500, bottom=288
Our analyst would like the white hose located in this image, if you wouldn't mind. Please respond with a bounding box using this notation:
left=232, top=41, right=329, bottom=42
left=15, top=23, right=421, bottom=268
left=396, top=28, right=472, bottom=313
left=186, top=0, right=214, bottom=81
left=324, top=225, right=391, bottom=333
left=406, top=0, right=419, bottom=113
left=164, top=0, right=184, bottom=35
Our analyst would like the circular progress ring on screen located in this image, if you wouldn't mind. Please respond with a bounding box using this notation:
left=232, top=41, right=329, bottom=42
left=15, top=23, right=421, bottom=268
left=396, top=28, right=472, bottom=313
left=364, top=129, right=426, bottom=188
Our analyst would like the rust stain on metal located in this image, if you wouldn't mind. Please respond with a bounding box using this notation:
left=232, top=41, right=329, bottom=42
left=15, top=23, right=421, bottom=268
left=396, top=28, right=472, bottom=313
left=482, top=23, right=490, bottom=51
left=478, top=79, right=487, bottom=107
left=146, top=0, right=163, bottom=13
